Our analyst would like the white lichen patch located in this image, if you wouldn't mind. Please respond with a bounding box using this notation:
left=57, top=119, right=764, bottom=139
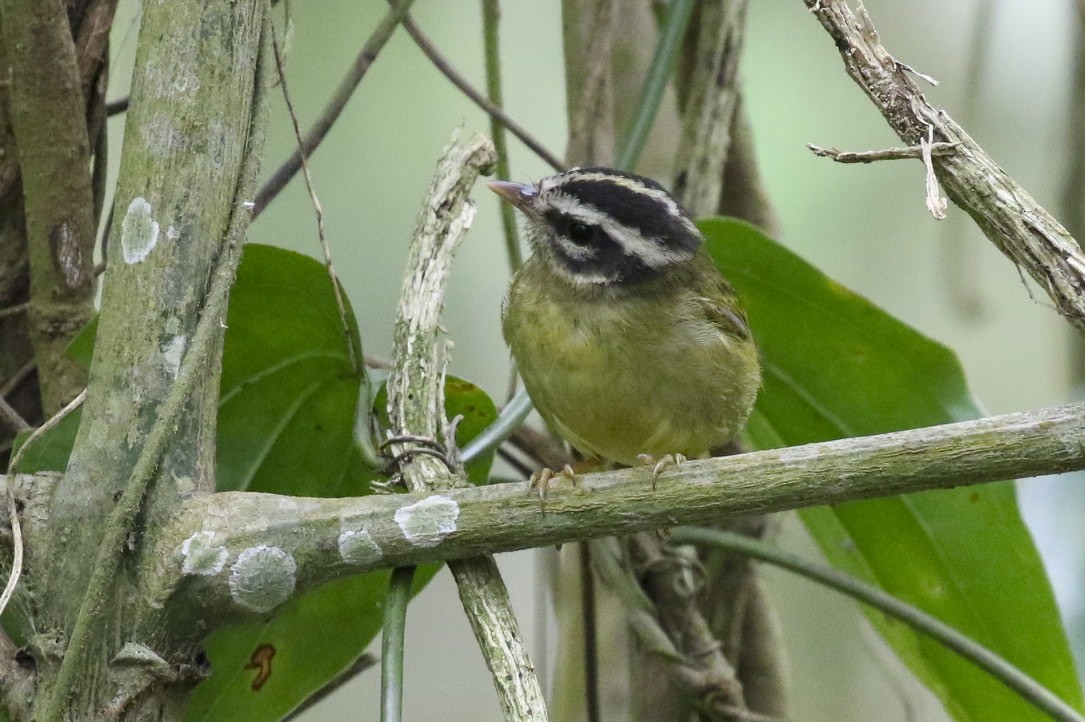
left=166, top=225, right=180, bottom=241
left=228, top=545, right=297, bottom=613
left=181, top=531, right=228, bottom=576
left=394, top=495, right=459, bottom=548
left=161, top=335, right=187, bottom=377
left=121, top=197, right=160, bottom=264
left=338, top=529, right=382, bottom=565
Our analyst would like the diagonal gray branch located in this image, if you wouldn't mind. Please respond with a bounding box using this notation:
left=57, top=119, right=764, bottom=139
left=804, top=0, right=1085, bottom=335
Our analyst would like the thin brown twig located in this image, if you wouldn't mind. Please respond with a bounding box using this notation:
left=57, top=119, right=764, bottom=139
left=284, top=653, right=378, bottom=721
left=401, top=11, right=565, bottom=173
left=0, top=397, right=29, bottom=433
left=0, top=361, right=34, bottom=399
left=269, top=24, right=360, bottom=376
left=252, top=0, right=416, bottom=217
left=0, top=303, right=28, bottom=321
left=806, top=141, right=959, bottom=163
left=105, top=96, right=128, bottom=116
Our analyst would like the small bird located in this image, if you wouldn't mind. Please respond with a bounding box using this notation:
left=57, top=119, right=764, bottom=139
left=490, top=167, right=761, bottom=471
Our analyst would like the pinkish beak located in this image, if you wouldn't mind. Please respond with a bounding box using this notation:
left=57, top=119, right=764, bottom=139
left=487, top=180, right=540, bottom=218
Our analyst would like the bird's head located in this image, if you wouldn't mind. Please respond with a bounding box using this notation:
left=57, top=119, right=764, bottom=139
left=488, top=167, right=703, bottom=287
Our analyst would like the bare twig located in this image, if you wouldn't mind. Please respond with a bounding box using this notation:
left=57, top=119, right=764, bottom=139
left=7, top=389, right=85, bottom=473
left=0, top=397, right=29, bottom=433
left=269, top=23, right=359, bottom=375
left=252, top=0, right=416, bottom=216
left=284, top=653, right=377, bottom=721
left=385, top=133, right=547, bottom=719
left=162, top=401, right=1085, bottom=617
left=105, top=96, right=129, bottom=116
left=806, top=142, right=959, bottom=163
left=805, top=0, right=1085, bottom=334
left=0, top=303, right=28, bottom=321
left=400, top=11, right=564, bottom=172
left=0, top=361, right=34, bottom=399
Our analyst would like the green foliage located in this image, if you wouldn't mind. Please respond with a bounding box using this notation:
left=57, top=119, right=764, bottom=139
left=14, top=245, right=497, bottom=720
left=701, top=217, right=1083, bottom=721
left=13, top=225, right=1079, bottom=720
left=187, top=245, right=496, bottom=719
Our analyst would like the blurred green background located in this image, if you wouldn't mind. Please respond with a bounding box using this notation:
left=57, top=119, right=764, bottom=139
left=103, top=1, right=1084, bottom=720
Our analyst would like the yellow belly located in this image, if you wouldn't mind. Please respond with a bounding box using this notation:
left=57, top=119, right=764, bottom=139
left=503, top=259, right=760, bottom=466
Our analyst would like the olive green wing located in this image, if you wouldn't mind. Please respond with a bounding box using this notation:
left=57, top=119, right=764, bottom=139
left=691, top=277, right=752, bottom=342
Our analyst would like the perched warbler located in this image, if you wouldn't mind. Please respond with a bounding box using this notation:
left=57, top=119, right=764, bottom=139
left=490, top=167, right=760, bottom=469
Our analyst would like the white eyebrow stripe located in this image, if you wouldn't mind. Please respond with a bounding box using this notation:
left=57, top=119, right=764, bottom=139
left=545, top=190, right=692, bottom=270
left=553, top=171, right=701, bottom=236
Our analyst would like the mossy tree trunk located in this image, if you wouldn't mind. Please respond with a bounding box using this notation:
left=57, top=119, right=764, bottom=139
left=0, top=1, right=270, bottom=718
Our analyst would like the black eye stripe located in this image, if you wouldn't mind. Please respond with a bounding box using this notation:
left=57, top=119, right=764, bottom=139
left=557, top=179, right=700, bottom=254
left=541, top=210, right=659, bottom=284
left=543, top=211, right=602, bottom=248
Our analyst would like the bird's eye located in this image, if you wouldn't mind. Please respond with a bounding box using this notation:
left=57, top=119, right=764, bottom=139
left=566, top=221, right=594, bottom=246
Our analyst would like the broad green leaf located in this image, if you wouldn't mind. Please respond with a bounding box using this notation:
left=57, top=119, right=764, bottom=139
left=10, top=409, right=82, bottom=474
left=702, top=217, right=1082, bottom=721
left=185, top=564, right=440, bottom=722
left=216, top=244, right=373, bottom=496
left=189, top=244, right=498, bottom=720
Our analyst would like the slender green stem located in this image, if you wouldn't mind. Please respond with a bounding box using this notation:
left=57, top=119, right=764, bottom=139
left=481, top=0, right=522, bottom=272
left=381, top=566, right=416, bottom=722
left=614, top=0, right=695, bottom=171
left=461, top=385, right=532, bottom=465
left=669, top=527, right=1085, bottom=722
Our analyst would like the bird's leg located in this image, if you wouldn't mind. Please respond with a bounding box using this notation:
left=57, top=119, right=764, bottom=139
left=636, top=453, right=687, bottom=490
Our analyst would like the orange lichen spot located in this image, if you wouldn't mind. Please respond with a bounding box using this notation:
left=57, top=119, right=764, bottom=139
left=244, top=644, right=276, bottom=691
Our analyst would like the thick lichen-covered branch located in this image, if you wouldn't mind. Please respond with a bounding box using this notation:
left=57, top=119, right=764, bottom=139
left=29, top=2, right=270, bottom=719
left=133, top=402, right=1085, bottom=631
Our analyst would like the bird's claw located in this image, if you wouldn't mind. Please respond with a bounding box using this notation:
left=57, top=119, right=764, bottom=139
left=636, top=453, right=686, bottom=490
left=528, top=464, right=578, bottom=514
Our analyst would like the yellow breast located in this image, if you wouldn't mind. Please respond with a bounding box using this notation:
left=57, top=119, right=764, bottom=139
left=502, top=254, right=760, bottom=466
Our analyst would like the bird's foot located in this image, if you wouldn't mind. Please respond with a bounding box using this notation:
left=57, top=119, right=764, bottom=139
left=636, top=453, right=687, bottom=490
left=528, top=464, right=579, bottom=514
